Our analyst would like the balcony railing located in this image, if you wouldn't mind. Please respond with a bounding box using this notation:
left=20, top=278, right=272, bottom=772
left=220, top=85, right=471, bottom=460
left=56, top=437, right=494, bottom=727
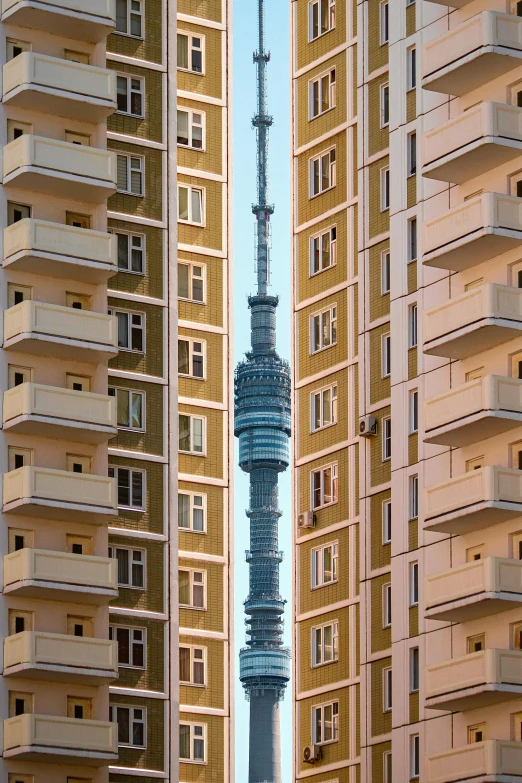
left=4, top=631, right=118, bottom=683
left=423, top=193, right=522, bottom=272
left=3, top=52, right=116, bottom=122
left=426, top=649, right=522, bottom=711
left=423, top=103, right=522, bottom=184
left=1, top=0, right=116, bottom=42
left=2, top=135, right=117, bottom=202
left=426, top=741, right=522, bottom=783
left=3, top=713, right=118, bottom=764
left=3, top=466, right=117, bottom=522
left=3, top=548, right=117, bottom=603
left=424, top=375, right=522, bottom=447
left=424, top=284, right=522, bottom=359
left=3, top=300, right=118, bottom=362
left=425, top=557, right=522, bottom=622
left=424, top=466, right=522, bottom=534
left=423, top=12, right=522, bottom=96
left=3, top=382, right=117, bottom=443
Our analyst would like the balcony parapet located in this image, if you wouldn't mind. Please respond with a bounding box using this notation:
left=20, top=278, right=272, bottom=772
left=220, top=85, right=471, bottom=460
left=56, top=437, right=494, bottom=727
left=426, top=741, right=522, bottom=783
left=1, top=0, right=116, bottom=42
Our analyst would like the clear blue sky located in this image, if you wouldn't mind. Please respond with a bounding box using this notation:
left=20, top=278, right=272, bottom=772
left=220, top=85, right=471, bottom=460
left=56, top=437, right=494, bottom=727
left=232, top=1, right=293, bottom=780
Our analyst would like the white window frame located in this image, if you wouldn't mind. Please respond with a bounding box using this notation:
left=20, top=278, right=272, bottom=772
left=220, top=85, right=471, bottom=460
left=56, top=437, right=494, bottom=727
left=311, top=700, right=339, bottom=745
left=178, top=413, right=206, bottom=456
left=383, top=417, right=391, bottom=461
left=409, top=474, right=419, bottom=520
left=178, top=337, right=206, bottom=380
left=177, top=107, right=205, bottom=151
left=115, top=0, right=144, bottom=38
left=380, top=82, right=389, bottom=128
left=409, top=389, right=418, bottom=434
left=109, top=624, right=146, bottom=669
left=311, top=305, right=337, bottom=353
left=179, top=567, right=207, bottom=609
left=178, top=184, right=205, bottom=226
left=311, top=383, right=338, bottom=432
left=383, top=666, right=392, bottom=712
left=309, top=147, right=336, bottom=198
left=179, top=721, right=207, bottom=764
left=381, top=250, right=390, bottom=294
left=379, top=0, right=389, bottom=44
left=408, top=131, right=417, bottom=177
left=108, top=386, right=145, bottom=432
left=116, top=73, right=144, bottom=118
left=382, top=499, right=391, bottom=545
left=108, top=466, right=146, bottom=511
left=177, top=31, right=205, bottom=75
left=383, top=582, right=392, bottom=628
left=110, top=704, right=146, bottom=748
left=311, top=542, right=338, bottom=588
left=407, top=46, right=417, bottom=90
left=310, top=226, right=337, bottom=276
left=311, top=620, right=339, bottom=666
left=384, top=750, right=392, bottom=783
left=408, top=217, right=417, bottom=262
left=408, top=303, right=418, bottom=348
left=179, top=643, right=207, bottom=686
left=178, top=490, right=207, bottom=533
left=109, top=545, right=146, bottom=589
left=311, top=463, right=338, bottom=510
left=381, top=333, right=391, bottom=378
left=410, top=646, right=419, bottom=693
left=109, top=308, right=145, bottom=353
left=380, top=166, right=390, bottom=211
left=410, top=734, right=420, bottom=779
left=113, top=230, right=145, bottom=275
left=308, top=0, right=336, bottom=41
left=309, top=68, right=336, bottom=119
left=178, top=260, right=206, bottom=304
left=409, top=561, right=419, bottom=607
left=116, top=153, right=144, bottom=196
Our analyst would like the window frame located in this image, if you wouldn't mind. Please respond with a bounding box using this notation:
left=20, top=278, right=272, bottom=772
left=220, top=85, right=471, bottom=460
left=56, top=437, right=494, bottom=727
left=109, top=308, right=145, bottom=353
left=179, top=643, right=207, bottom=686
left=178, top=336, right=206, bottom=380
left=409, top=561, right=419, bottom=607
left=380, top=166, right=390, bottom=211
left=310, top=383, right=338, bottom=432
left=308, top=0, right=336, bottom=41
left=178, top=490, right=207, bottom=534
left=379, top=0, right=389, bottom=45
left=115, top=0, right=144, bottom=39
left=179, top=720, right=207, bottom=764
left=116, top=153, right=144, bottom=197
left=109, top=704, right=146, bottom=749
left=116, top=73, right=144, bottom=118
left=382, top=582, right=392, bottom=628
left=408, top=216, right=418, bottom=262
left=112, top=229, right=145, bottom=275
left=177, top=106, right=205, bottom=151
left=380, top=82, right=389, bottom=128
left=108, top=386, right=145, bottom=432
left=179, top=567, right=207, bottom=610
left=310, top=463, right=338, bottom=510
left=177, top=31, right=205, bottom=75
left=108, top=466, right=146, bottom=511
left=408, top=131, right=417, bottom=177
left=309, top=147, right=336, bottom=198
left=408, top=474, right=419, bottom=522
left=407, top=46, right=417, bottom=90
left=381, top=250, right=390, bottom=294
left=382, top=666, right=392, bottom=712
left=311, top=620, right=339, bottom=667
left=178, top=183, right=205, bottom=226
left=381, top=333, right=391, bottom=378
left=310, top=305, right=337, bottom=353
left=311, top=542, right=339, bottom=588
left=109, top=624, right=146, bottom=670
left=310, top=225, right=337, bottom=276
left=409, top=389, right=418, bottom=434
left=311, top=699, right=339, bottom=745
left=108, top=545, right=146, bottom=589
left=410, top=734, right=420, bottom=779
left=178, top=260, right=206, bottom=304
left=382, top=499, right=392, bottom=545
left=178, top=413, right=206, bottom=456
left=408, top=303, right=418, bottom=348
left=382, top=416, right=391, bottom=461
left=410, top=646, right=419, bottom=693
left=309, top=67, right=336, bottom=120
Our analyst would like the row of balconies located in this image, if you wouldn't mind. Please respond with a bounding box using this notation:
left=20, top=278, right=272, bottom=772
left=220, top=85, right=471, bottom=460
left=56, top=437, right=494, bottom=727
left=1, top=0, right=116, bottom=42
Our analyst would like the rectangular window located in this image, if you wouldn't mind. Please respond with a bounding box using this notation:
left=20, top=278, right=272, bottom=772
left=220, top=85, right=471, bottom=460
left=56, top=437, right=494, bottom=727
left=382, top=499, right=391, bottom=544
left=108, top=546, right=145, bottom=588
left=380, top=83, right=389, bottom=127
left=312, top=700, right=339, bottom=744
left=410, top=734, right=420, bottom=779
left=311, top=384, right=337, bottom=432
left=114, top=231, right=145, bottom=274
left=109, top=309, right=145, bottom=352
left=407, top=47, right=417, bottom=90
left=383, top=666, right=392, bottom=712
left=409, top=474, right=419, bottom=520
left=109, top=705, right=146, bottom=748
left=311, top=305, right=337, bottom=352
left=380, top=0, right=389, bottom=44
left=384, top=751, right=392, bottom=783
left=311, top=464, right=338, bottom=510
left=178, top=338, right=205, bottom=379
left=178, top=491, right=206, bottom=533
left=179, top=721, right=206, bottom=763
left=408, top=303, right=418, bottom=348
left=116, top=154, right=144, bottom=196
left=177, top=32, right=204, bottom=74
left=310, top=148, right=336, bottom=197
left=108, top=387, right=144, bottom=431
left=109, top=625, right=146, bottom=669
left=178, top=261, right=205, bottom=303
left=383, top=582, right=392, bottom=628
left=311, top=621, right=339, bottom=666
left=116, top=74, right=144, bottom=117
left=382, top=417, right=391, bottom=461
left=178, top=184, right=204, bottom=225
left=408, top=217, right=417, bottom=262
left=179, top=413, right=205, bottom=455
left=409, top=390, right=418, bottom=434
left=309, top=0, right=336, bottom=40
left=179, top=645, right=206, bottom=685
left=309, top=68, right=336, bottom=119
left=381, top=333, right=391, bottom=378
left=410, top=647, right=419, bottom=692
left=177, top=108, right=204, bottom=150
left=108, top=467, right=145, bottom=510
left=115, top=0, right=143, bottom=37
left=311, top=542, right=338, bottom=588
left=310, top=226, right=337, bottom=275
left=179, top=568, right=206, bottom=609
left=409, top=562, right=419, bottom=606
left=381, top=250, right=391, bottom=294
left=380, top=166, right=390, bottom=211
left=408, top=132, right=417, bottom=176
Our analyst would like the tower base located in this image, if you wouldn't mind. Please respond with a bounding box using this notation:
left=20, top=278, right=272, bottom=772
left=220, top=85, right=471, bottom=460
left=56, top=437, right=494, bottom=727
left=249, top=690, right=282, bottom=783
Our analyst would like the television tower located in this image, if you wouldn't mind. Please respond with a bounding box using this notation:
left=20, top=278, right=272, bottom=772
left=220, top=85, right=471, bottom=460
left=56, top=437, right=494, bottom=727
left=234, top=0, right=291, bottom=781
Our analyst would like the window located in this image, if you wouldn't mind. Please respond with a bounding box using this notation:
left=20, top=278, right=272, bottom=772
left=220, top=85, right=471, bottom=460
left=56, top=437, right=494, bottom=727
left=179, top=413, right=205, bottom=455
left=310, top=148, right=336, bottom=197
left=467, top=633, right=485, bottom=653
left=513, top=711, right=522, bottom=741
left=7, top=120, right=31, bottom=142
left=309, top=0, right=336, bottom=40
left=177, top=108, right=204, bottom=150
left=108, top=387, right=145, bottom=431
left=177, top=32, right=204, bottom=74
left=409, top=389, right=418, bottom=434
left=116, top=154, right=144, bottom=196
left=116, top=75, right=143, bottom=117
left=312, top=700, right=339, bottom=744
left=310, top=226, right=337, bottom=274
left=408, top=132, right=417, bottom=176
left=109, top=309, right=144, bottom=352
left=383, top=582, right=392, bottom=628
left=180, top=645, right=206, bottom=685
left=408, top=303, right=418, bottom=348
left=311, top=384, right=337, bottom=431
left=409, top=474, right=419, bottom=520
left=311, top=305, right=337, bottom=352
left=383, top=666, right=392, bottom=712
left=468, top=723, right=486, bottom=743
left=7, top=202, right=30, bottom=225
left=179, top=568, right=206, bottom=609
left=382, top=417, right=391, bottom=461
left=381, top=250, right=391, bottom=294
left=114, top=231, right=144, bottom=274
left=380, top=166, right=390, bottom=211
left=380, top=83, right=389, bottom=127
left=410, top=647, right=419, bottom=692
left=109, top=466, right=145, bottom=510
left=178, top=184, right=204, bottom=225
left=311, top=542, right=338, bottom=588
left=382, top=499, right=392, bottom=544
left=178, top=491, right=206, bottom=533
left=109, top=546, right=145, bottom=588
left=409, top=562, right=419, bottom=607
left=466, top=544, right=484, bottom=562
left=380, top=0, right=389, bottom=44
left=309, top=68, right=336, bottom=119
left=311, top=464, right=338, bottom=510
left=408, top=217, right=417, bottom=262
left=6, top=39, right=30, bottom=61
left=109, top=705, right=146, bottom=748
left=312, top=621, right=339, bottom=666
left=382, top=333, right=391, bottom=378
left=410, top=735, right=420, bottom=779
left=178, top=261, right=205, bottom=303
left=109, top=626, right=146, bottom=668
left=180, top=721, right=206, bottom=763
left=178, top=338, right=205, bottom=379
left=115, top=0, right=143, bottom=37
left=384, top=751, right=392, bottom=783
left=407, top=47, right=417, bottom=90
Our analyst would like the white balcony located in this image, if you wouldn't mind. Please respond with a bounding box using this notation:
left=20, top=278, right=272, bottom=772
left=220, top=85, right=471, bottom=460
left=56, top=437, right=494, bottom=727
left=425, top=558, right=522, bottom=622
left=424, top=376, right=522, bottom=447
left=3, top=713, right=118, bottom=765
left=424, top=284, right=522, bottom=360
left=423, top=12, right=522, bottom=96
left=4, top=218, right=117, bottom=283
left=423, top=103, right=522, bottom=184
left=3, top=53, right=116, bottom=122
left=1, top=0, right=116, bottom=42
left=3, top=135, right=116, bottom=203
left=423, top=193, right=522, bottom=272
left=3, top=300, right=118, bottom=362
left=4, top=631, right=118, bottom=683
left=3, top=382, right=117, bottom=443
left=427, top=741, right=522, bottom=783
left=3, top=548, right=117, bottom=603
left=3, top=466, right=117, bottom=522
left=424, top=466, right=522, bottom=534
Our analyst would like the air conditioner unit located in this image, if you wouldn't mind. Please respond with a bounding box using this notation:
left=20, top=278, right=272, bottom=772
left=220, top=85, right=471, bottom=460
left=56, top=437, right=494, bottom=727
left=303, top=745, right=322, bottom=764
left=298, top=511, right=316, bottom=529
left=359, top=416, right=377, bottom=437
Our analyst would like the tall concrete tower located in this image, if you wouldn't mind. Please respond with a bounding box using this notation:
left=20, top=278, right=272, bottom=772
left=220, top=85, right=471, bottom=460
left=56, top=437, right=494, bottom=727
left=234, top=1, right=291, bottom=781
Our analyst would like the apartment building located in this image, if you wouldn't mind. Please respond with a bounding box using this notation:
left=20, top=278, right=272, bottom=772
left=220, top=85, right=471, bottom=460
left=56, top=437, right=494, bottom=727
left=0, top=1, right=233, bottom=782
left=293, top=0, right=522, bottom=780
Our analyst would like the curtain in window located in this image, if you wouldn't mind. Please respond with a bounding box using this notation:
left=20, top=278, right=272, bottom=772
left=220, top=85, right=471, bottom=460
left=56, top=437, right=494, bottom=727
left=179, top=414, right=191, bottom=451
left=178, top=493, right=190, bottom=528
left=117, top=233, right=129, bottom=269
left=117, top=708, right=130, bottom=744
left=117, top=76, right=128, bottom=112
left=117, top=389, right=130, bottom=427
left=179, top=724, right=190, bottom=759
left=177, top=110, right=189, bottom=146
left=131, top=393, right=142, bottom=429
left=179, top=647, right=191, bottom=681
left=179, top=570, right=190, bottom=605
left=116, top=627, right=130, bottom=664
left=177, top=34, right=188, bottom=69
left=178, top=339, right=190, bottom=374
left=178, top=186, right=189, bottom=221
left=116, top=0, right=127, bottom=32
left=178, top=264, right=189, bottom=299
left=116, top=548, right=129, bottom=584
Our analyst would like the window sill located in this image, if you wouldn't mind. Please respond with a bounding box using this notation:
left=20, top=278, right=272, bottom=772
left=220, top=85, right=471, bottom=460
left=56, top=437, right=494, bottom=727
left=116, top=111, right=145, bottom=120
left=179, top=605, right=207, bottom=611
left=117, top=584, right=145, bottom=591
left=308, top=27, right=335, bottom=44
left=309, top=106, right=336, bottom=123
left=116, top=190, right=144, bottom=198
left=311, top=658, right=338, bottom=669
left=180, top=759, right=207, bottom=766
left=179, top=373, right=206, bottom=381
left=312, top=500, right=338, bottom=512
left=314, top=739, right=338, bottom=748
left=114, top=269, right=145, bottom=277
left=116, top=505, right=146, bottom=513
left=112, top=32, right=144, bottom=41
left=177, top=142, right=206, bottom=152
left=310, top=421, right=337, bottom=435
left=309, top=184, right=335, bottom=201
left=180, top=681, right=206, bottom=688
left=311, top=580, right=338, bottom=591
left=178, top=526, right=206, bottom=535
left=177, top=67, right=205, bottom=77
left=309, top=261, right=336, bottom=278
left=310, top=342, right=337, bottom=357
left=178, top=219, right=206, bottom=228
left=178, top=296, right=206, bottom=306
left=179, top=450, right=206, bottom=457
